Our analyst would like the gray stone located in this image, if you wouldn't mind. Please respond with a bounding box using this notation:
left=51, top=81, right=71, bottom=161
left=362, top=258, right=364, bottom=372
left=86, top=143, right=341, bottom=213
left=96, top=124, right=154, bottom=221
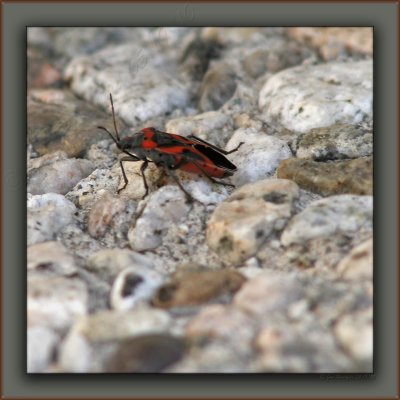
left=128, top=186, right=191, bottom=251
left=28, top=158, right=94, bottom=195
left=226, top=128, right=292, bottom=186
left=28, top=274, right=88, bottom=333
left=296, top=124, right=373, bottom=160
left=259, top=60, right=372, bottom=133
left=28, top=193, right=77, bottom=245
left=27, top=241, right=77, bottom=276
left=281, top=195, right=373, bottom=246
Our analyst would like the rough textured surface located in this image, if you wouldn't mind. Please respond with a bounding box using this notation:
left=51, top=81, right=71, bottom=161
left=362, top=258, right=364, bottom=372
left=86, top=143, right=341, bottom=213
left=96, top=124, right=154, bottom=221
left=259, top=61, right=372, bottom=133
left=281, top=195, right=372, bottom=246
left=27, top=27, right=373, bottom=373
left=207, top=179, right=299, bottom=264
left=296, top=124, right=373, bottom=160
left=152, top=268, right=246, bottom=309
left=277, top=156, right=372, bottom=196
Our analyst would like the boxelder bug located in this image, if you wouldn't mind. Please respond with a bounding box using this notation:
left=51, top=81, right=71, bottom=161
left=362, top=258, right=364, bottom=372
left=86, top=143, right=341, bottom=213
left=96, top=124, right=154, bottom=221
left=98, top=94, right=243, bottom=201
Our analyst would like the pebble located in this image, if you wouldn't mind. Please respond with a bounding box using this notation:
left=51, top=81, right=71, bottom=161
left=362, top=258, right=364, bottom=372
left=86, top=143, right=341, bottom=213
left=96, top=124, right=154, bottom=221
left=27, top=326, right=59, bottom=372
left=180, top=36, right=222, bottom=80
left=110, top=266, right=164, bottom=311
left=128, top=186, right=191, bottom=251
left=28, top=158, right=94, bottom=195
left=198, top=63, right=237, bottom=111
left=27, top=241, right=77, bottom=276
left=207, top=179, right=299, bottom=264
left=186, top=304, right=254, bottom=340
left=259, top=60, right=372, bottom=133
left=277, top=156, right=372, bottom=196
left=65, top=169, right=120, bottom=208
left=234, top=271, right=304, bottom=316
left=105, top=334, right=185, bottom=372
left=165, top=111, right=233, bottom=148
left=28, top=89, right=125, bottom=157
left=281, top=195, right=373, bottom=246
left=86, top=248, right=155, bottom=283
left=288, top=27, right=373, bottom=60
left=225, top=128, right=292, bottom=186
left=201, top=27, right=273, bottom=46
left=27, top=193, right=77, bottom=245
left=296, top=123, right=373, bottom=160
left=28, top=150, right=68, bottom=171
left=67, top=308, right=171, bottom=342
left=28, top=274, right=88, bottom=333
left=27, top=48, right=62, bottom=89
left=59, top=307, right=172, bottom=372
left=242, top=39, right=313, bottom=78
left=337, top=238, right=373, bottom=281
left=334, top=309, right=373, bottom=367
left=87, top=191, right=127, bottom=238
left=152, top=268, right=246, bottom=309
left=65, top=43, right=190, bottom=124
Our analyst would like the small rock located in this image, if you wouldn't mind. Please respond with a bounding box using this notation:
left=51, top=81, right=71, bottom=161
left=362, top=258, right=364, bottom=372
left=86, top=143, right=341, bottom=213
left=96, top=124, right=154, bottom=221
left=334, top=309, right=372, bottom=368
left=27, top=326, right=59, bottom=372
left=28, top=150, right=68, bottom=172
left=65, top=43, right=190, bottom=124
left=277, top=156, right=372, bottom=196
left=105, top=334, right=185, bottom=372
left=207, top=179, right=299, bottom=264
left=180, top=37, right=222, bottom=80
left=28, top=158, right=94, bottom=195
left=234, top=271, right=304, bottom=316
left=242, top=40, right=312, bottom=78
left=27, top=48, right=62, bottom=89
left=296, top=124, right=372, bottom=160
left=68, top=308, right=171, bottom=342
left=288, top=27, right=373, bottom=59
left=86, top=248, right=155, bottom=283
left=186, top=304, right=253, bottom=340
left=198, top=63, right=237, bottom=111
left=110, top=267, right=164, bottom=311
left=152, top=269, right=246, bottom=309
left=259, top=60, right=372, bottom=133
left=281, top=195, right=373, bottom=246
left=201, top=27, right=269, bottom=46
left=226, top=128, right=292, bottom=186
left=87, top=191, right=127, bottom=238
left=28, top=274, right=88, bottom=332
left=165, top=111, right=233, bottom=148
left=28, top=193, right=77, bottom=245
left=337, top=238, right=373, bottom=281
left=128, top=186, right=191, bottom=251
left=58, top=330, right=91, bottom=372
left=27, top=241, right=77, bottom=276
left=65, top=168, right=121, bottom=208
left=28, top=89, right=126, bottom=157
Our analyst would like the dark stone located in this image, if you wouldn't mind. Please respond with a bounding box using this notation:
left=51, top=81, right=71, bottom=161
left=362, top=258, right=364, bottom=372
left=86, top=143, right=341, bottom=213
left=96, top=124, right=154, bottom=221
left=105, top=334, right=186, bottom=372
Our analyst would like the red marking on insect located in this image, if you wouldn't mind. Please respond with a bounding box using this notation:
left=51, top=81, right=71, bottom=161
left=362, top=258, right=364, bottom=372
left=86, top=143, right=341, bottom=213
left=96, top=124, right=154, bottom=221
left=97, top=94, right=244, bottom=202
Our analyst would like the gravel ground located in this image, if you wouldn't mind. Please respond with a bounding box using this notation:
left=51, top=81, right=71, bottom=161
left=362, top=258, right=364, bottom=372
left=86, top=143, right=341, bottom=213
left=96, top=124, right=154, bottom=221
left=27, top=27, right=373, bottom=373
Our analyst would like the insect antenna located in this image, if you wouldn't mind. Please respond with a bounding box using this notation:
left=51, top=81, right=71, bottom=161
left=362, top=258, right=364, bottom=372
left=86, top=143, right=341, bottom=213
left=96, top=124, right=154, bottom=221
left=97, top=93, right=121, bottom=147
left=109, top=93, right=121, bottom=142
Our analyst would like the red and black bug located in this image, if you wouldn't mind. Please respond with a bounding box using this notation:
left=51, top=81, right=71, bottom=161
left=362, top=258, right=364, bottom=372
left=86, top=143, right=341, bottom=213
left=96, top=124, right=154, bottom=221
left=98, top=94, right=243, bottom=201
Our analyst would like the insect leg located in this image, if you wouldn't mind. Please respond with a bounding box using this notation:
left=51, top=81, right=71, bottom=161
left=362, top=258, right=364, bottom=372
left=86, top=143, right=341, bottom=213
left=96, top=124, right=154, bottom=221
left=189, top=160, right=235, bottom=188
left=162, top=166, right=194, bottom=203
left=139, top=160, right=150, bottom=199
left=118, top=155, right=140, bottom=194
left=187, top=135, right=244, bottom=155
